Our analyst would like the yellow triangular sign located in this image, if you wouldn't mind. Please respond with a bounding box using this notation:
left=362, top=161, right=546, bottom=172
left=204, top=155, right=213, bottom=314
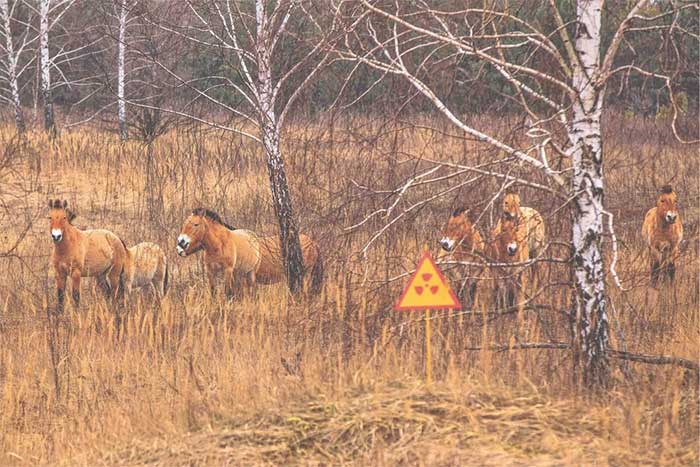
left=395, top=250, right=461, bottom=310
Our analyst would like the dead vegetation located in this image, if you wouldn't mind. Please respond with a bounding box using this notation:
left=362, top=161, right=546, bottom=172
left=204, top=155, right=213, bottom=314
left=0, top=113, right=697, bottom=465
left=104, top=381, right=696, bottom=466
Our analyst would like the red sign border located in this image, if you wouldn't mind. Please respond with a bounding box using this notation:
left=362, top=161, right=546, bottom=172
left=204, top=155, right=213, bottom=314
left=394, top=250, right=462, bottom=311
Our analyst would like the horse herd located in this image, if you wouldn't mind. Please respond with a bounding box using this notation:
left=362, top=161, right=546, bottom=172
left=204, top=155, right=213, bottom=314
left=48, top=184, right=682, bottom=313
left=48, top=200, right=323, bottom=312
left=437, top=185, right=683, bottom=309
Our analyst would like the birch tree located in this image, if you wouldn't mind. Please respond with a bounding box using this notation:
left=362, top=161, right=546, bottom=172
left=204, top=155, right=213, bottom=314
left=116, top=0, right=128, bottom=140
left=113, top=0, right=138, bottom=140
left=334, top=0, right=697, bottom=384
left=148, top=0, right=337, bottom=293
left=34, top=0, right=77, bottom=135
left=0, top=0, right=33, bottom=133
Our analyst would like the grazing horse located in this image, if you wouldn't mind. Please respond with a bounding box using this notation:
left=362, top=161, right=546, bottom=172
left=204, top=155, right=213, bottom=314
left=438, top=207, right=486, bottom=307
left=493, top=191, right=545, bottom=260
left=642, top=185, right=683, bottom=286
left=488, top=217, right=529, bottom=312
left=125, top=242, right=169, bottom=298
left=49, top=199, right=129, bottom=312
left=176, top=208, right=323, bottom=297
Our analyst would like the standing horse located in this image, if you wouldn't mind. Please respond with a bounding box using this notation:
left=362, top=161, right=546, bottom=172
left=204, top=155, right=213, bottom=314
left=494, top=191, right=545, bottom=260
left=49, top=199, right=129, bottom=312
left=438, top=207, right=486, bottom=307
left=125, top=242, right=169, bottom=298
left=642, top=185, right=683, bottom=287
left=488, top=217, right=529, bottom=313
left=176, top=208, right=323, bottom=297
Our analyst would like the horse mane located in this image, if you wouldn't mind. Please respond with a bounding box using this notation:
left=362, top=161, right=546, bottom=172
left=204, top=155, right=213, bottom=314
left=50, top=199, right=77, bottom=224
left=660, top=185, right=674, bottom=194
left=192, top=207, right=236, bottom=231
left=452, top=207, right=469, bottom=218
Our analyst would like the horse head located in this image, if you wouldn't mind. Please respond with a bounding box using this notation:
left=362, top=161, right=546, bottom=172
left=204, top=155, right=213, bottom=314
left=656, top=185, right=679, bottom=225
left=493, top=217, right=520, bottom=261
left=440, top=207, right=478, bottom=253
left=48, top=199, right=74, bottom=243
left=502, top=191, right=521, bottom=221
left=176, top=208, right=209, bottom=256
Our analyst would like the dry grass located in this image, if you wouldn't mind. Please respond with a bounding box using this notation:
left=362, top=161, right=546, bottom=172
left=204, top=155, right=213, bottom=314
left=0, top=114, right=697, bottom=466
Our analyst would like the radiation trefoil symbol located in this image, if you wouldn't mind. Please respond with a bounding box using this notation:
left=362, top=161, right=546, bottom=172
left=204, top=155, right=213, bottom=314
left=395, top=250, right=461, bottom=311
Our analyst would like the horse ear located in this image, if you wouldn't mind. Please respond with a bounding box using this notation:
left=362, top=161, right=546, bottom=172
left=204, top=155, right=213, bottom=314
left=452, top=206, right=468, bottom=218
left=62, top=200, right=68, bottom=209
left=660, top=185, right=673, bottom=194
left=48, top=199, right=53, bottom=208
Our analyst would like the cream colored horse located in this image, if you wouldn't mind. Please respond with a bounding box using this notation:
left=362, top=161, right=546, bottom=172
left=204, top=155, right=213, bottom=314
left=125, top=242, right=168, bottom=298
left=49, top=199, right=129, bottom=312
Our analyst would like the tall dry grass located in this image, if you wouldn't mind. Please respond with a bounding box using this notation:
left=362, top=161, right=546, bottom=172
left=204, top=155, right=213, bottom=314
left=0, top=114, right=697, bottom=466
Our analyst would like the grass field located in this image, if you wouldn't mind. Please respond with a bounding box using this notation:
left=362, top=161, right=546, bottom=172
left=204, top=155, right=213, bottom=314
left=0, top=113, right=697, bottom=465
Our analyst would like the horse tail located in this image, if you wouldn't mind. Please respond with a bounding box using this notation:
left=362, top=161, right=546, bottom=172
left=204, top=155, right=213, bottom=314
left=163, top=259, right=169, bottom=296
left=118, top=236, right=130, bottom=299
left=310, top=245, right=324, bottom=294
left=118, top=263, right=127, bottom=300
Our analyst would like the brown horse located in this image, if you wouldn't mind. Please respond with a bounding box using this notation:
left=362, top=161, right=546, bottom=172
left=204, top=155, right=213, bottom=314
left=487, top=217, right=529, bottom=312
left=438, top=207, right=486, bottom=307
left=49, top=199, right=129, bottom=312
left=125, top=242, right=169, bottom=298
left=176, top=208, right=323, bottom=297
left=642, top=185, right=683, bottom=286
left=494, top=191, right=545, bottom=260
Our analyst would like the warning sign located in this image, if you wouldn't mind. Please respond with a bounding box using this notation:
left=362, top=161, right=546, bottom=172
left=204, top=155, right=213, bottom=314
left=395, top=250, right=461, bottom=311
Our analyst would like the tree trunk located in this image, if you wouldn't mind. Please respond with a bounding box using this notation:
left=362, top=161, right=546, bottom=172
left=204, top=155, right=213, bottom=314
left=261, top=119, right=306, bottom=293
left=117, top=0, right=128, bottom=141
left=0, top=0, right=24, bottom=134
left=39, top=0, right=55, bottom=136
left=255, top=1, right=305, bottom=294
left=569, top=0, right=609, bottom=386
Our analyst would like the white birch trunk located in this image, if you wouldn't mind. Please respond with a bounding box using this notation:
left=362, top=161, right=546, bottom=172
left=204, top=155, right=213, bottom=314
left=569, top=0, right=609, bottom=385
left=255, top=0, right=305, bottom=293
left=39, top=0, right=54, bottom=134
left=117, top=0, right=127, bottom=140
left=0, top=0, right=24, bottom=133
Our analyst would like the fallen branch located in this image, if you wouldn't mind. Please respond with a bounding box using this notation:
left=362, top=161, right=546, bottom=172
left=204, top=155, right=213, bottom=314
left=465, top=342, right=569, bottom=352
left=608, top=350, right=699, bottom=372
left=464, top=343, right=700, bottom=372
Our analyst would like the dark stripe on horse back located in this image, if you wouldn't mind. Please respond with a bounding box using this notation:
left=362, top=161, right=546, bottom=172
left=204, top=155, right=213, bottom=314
left=192, top=207, right=236, bottom=231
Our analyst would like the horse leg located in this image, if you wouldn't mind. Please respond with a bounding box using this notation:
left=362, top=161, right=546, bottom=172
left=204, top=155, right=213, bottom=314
left=56, top=272, right=67, bottom=314
left=517, top=271, right=527, bottom=337
left=467, top=280, right=477, bottom=310
left=650, top=260, right=660, bottom=288
left=246, top=271, right=257, bottom=298
left=97, top=276, right=111, bottom=299
left=206, top=266, right=218, bottom=299
left=224, top=267, right=235, bottom=300
left=105, top=265, right=124, bottom=339
left=155, top=264, right=166, bottom=299
left=107, top=265, right=123, bottom=302
left=70, top=268, right=82, bottom=307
